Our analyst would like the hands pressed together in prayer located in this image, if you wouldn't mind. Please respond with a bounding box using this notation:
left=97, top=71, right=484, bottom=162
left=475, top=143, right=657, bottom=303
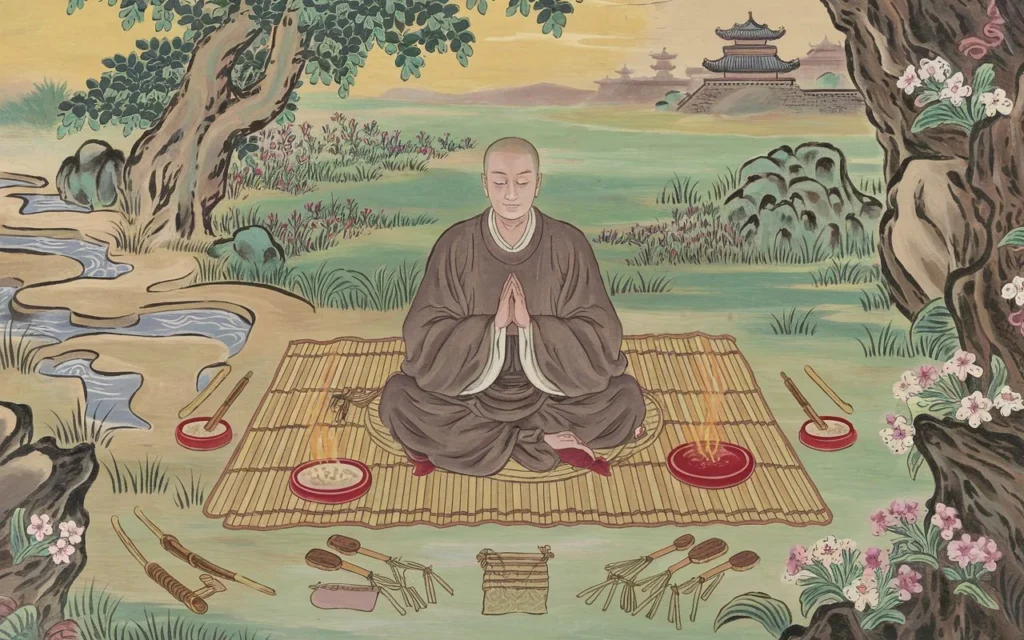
left=494, top=273, right=530, bottom=334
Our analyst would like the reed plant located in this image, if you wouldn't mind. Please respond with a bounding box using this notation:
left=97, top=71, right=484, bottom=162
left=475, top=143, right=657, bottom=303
left=856, top=323, right=951, bottom=360
left=172, top=470, right=207, bottom=510
left=710, top=167, right=743, bottom=202
left=0, top=79, right=69, bottom=128
left=103, top=454, right=170, bottom=495
left=66, top=581, right=122, bottom=640
left=0, top=322, right=41, bottom=374
left=604, top=271, right=674, bottom=296
left=112, top=213, right=157, bottom=254
left=859, top=283, right=894, bottom=311
left=340, top=261, right=422, bottom=311
left=113, top=611, right=270, bottom=640
left=859, top=176, right=886, bottom=197
left=657, top=174, right=703, bottom=206
left=47, top=399, right=117, bottom=449
left=809, top=258, right=880, bottom=287
left=769, top=308, right=819, bottom=336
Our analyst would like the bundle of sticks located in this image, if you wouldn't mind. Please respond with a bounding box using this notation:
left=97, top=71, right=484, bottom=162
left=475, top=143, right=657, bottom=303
left=577, top=535, right=695, bottom=612
left=328, top=535, right=453, bottom=605
left=668, top=551, right=760, bottom=628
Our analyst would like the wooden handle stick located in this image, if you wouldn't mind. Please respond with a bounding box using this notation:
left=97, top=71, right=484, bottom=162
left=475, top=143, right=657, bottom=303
left=804, top=366, right=854, bottom=414
left=134, top=507, right=276, bottom=596
left=328, top=535, right=390, bottom=562
left=650, top=535, right=695, bottom=561
left=781, top=372, right=830, bottom=432
left=697, top=551, right=761, bottom=581
left=666, top=538, right=728, bottom=574
left=178, top=365, right=231, bottom=419
left=111, top=516, right=208, bottom=615
left=203, top=371, right=252, bottom=432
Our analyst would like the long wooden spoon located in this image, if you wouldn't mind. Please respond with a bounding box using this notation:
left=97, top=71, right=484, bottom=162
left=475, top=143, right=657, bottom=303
left=672, top=551, right=761, bottom=627
left=631, top=538, right=727, bottom=619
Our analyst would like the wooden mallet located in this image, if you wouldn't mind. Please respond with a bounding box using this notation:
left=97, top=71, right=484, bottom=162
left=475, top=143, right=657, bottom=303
left=577, top=535, right=695, bottom=613
left=631, top=538, right=728, bottom=620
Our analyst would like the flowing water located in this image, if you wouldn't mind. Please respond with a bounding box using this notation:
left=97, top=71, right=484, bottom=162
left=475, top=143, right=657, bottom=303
left=0, top=189, right=252, bottom=428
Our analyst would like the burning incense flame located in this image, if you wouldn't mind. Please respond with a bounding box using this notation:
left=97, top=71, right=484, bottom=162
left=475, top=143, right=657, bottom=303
left=693, top=336, right=726, bottom=462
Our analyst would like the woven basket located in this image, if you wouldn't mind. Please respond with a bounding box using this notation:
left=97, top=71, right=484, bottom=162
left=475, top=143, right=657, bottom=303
left=477, top=546, right=554, bottom=615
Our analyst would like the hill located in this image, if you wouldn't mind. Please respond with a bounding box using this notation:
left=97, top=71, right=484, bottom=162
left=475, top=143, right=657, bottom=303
left=378, top=83, right=595, bottom=106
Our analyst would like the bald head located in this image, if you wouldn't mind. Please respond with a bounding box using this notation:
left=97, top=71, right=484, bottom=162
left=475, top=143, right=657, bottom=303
left=483, top=137, right=540, bottom=173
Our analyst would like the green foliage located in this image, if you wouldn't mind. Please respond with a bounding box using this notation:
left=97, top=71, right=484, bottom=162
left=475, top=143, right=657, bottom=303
left=713, top=592, right=793, bottom=637
left=910, top=63, right=999, bottom=135
left=906, top=445, right=926, bottom=480
left=604, top=271, right=674, bottom=296
left=910, top=298, right=960, bottom=360
left=857, top=321, right=951, bottom=360
left=0, top=322, right=41, bottom=374
left=0, top=604, right=38, bottom=640
left=809, top=258, right=879, bottom=287
left=172, top=470, right=207, bottom=510
left=66, top=582, right=122, bottom=640
left=769, top=308, right=818, bottom=336
left=860, top=607, right=906, bottom=630
left=859, top=283, right=893, bottom=311
left=61, top=0, right=573, bottom=136
left=47, top=398, right=117, bottom=449
left=103, top=454, right=170, bottom=495
left=815, top=72, right=841, bottom=89
left=988, top=354, right=1008, bottom=398
left=954, top=582, right=999, bottom=610
left=998, top=226, right=1024, bottom=248
left=0, top=79, right=70, bottom=128
left=8, top=508, right=31, bottom=566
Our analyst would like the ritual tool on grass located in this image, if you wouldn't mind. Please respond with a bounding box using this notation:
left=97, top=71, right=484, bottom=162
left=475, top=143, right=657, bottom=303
left=328, top=535, right=453, bottom=605
left=175, top=371, right=251, bottom=451
left=803, top=365, right=854, bottom=414
left=178, top=365, right=231, bottom=419
left=308, top=582, right=380, bottom=612
left=631, top=538, right=727, bottom=620
left=783, top=372, right=858, bottom=452
left=666, top=337, right=756, bottom=490
left=304, top=549, right=421, bottom=615
left=134, top=507, right=276, bottom=596
left=111, top=516, right=209, bottom=615
left=577, top=535, right=695, bottom=613
left=668, top=551, right=760, bottom=628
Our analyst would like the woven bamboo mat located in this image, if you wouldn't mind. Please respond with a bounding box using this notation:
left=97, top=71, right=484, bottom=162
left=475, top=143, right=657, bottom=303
left=204, top=332, right=831, bottom=530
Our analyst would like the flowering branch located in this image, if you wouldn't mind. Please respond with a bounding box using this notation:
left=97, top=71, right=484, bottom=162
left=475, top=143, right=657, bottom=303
left=897, top=59, right=1013, bottom=135
left=9, top=508, right=85, bottom=568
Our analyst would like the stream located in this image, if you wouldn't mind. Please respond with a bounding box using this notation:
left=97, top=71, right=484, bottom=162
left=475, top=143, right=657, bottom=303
left=0, top=187, right=252, bottom=429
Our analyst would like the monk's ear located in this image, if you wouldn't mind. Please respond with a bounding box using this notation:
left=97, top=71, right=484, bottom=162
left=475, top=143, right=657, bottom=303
left=535, top=173, right=543, bottom=196
left=481, top=173, right=488, bottom=198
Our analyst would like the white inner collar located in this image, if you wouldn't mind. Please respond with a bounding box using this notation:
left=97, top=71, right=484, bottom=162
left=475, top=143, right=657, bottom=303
left=488, top=207, right=536, bottom=253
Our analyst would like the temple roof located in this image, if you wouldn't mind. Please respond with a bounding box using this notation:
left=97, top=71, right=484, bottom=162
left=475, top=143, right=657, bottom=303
left=650, top=47, right=677, bottom=60
left=703, top=54, right=800, bottom=74
left=716, top=12, right=786, bottom=41
left=807, top=36, right=844, bottom=53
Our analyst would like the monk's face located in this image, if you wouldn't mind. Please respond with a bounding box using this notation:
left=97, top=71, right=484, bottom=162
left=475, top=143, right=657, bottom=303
left=482, top=150, right=542, bottom=221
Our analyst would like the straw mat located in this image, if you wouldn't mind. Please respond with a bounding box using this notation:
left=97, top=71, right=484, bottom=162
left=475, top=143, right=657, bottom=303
left=204, top=332, right=831, bottom=530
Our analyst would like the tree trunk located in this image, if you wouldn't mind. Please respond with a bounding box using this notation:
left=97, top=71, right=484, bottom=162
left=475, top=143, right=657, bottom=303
left=122, top=7, right=305, bottom=240
left=778, top=1, right=1024, bottom=637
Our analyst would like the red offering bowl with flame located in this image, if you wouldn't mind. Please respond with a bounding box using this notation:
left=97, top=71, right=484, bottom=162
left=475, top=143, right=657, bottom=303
left=175, top=417, right=233, bottom=451
left=289, top=458, right=372, bottom=505
left=667, top=442, right=755, bottom=490
left=799, top=416, right=858, bottom=452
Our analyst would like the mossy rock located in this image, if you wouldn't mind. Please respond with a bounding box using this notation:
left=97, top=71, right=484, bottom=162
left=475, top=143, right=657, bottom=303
left=208, top=225, right=286, bottom=273
left=55, top=140, right=124, bottom=210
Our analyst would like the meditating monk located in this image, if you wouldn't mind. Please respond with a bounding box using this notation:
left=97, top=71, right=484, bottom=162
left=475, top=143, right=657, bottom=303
left=378, top=137, right=646, bottom=478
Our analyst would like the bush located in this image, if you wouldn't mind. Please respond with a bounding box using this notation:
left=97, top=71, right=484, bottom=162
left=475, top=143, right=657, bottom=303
left=0, top=79, right=69, bottom=128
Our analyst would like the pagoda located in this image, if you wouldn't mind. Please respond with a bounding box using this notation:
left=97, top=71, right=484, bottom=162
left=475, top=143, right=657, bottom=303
left=703, top=12, right=800, bottom=80
left=650, top=48, right=677, bottom=80
left=796, top=36, right=850, bottom=88
left=615, top=65, right=634, bottom=80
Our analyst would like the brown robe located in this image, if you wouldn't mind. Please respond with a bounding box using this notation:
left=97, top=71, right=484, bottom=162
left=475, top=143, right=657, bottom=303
left=378, top=209, right=645, bottom=477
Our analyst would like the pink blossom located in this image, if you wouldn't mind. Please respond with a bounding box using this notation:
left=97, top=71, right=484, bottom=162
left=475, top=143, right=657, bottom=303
left=914, top=365, right=940, bottom=390
left=864, top=547, right=890, bottom=574
left=890, top=500, right=920, bottom=524
left=890, top=565, right=923, bottom=601
left=1008, top=309, right=1024, bottom=336
left=931, top=503, right=963, bottom=540
left=786, top=544, right=809, bottom=576
left=974, top=536, right=1003, bottom=572
left=870, top=509, right=897, bottom=536
left=947, top=534, right=976, bottom=568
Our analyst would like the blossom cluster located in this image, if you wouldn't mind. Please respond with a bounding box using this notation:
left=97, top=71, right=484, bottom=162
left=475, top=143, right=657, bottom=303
left=898, top=57, right=1013, bottom=115
left=24, top=514, right=84, bottom=565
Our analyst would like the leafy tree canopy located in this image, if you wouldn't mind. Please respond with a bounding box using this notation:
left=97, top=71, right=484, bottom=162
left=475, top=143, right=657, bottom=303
left=58, top=0, right=576, bottom=138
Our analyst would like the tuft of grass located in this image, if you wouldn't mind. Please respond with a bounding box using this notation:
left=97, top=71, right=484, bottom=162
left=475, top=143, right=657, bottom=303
left=67, top=581, right=122, bottom=640
left=112, top=212, right=157, bottom=254
left=859, top=283, right=894, bottom=311
left=859, top=176, right=886, bottom=196
left=604, top=271, right=674, bottom=296
left=711, top=167, right=743, bottom=202
left=114, top=611, right=271, bottom=640
left=769, top=308, right=819, bottom=336
left=809, top=258, right=880, bottom=287
left=856, top=323, right=951, bottom=360
left=47, top=398, right=117, bottom=449
left=0, top=322, right=42, bottom=374
left=103, top=454, right=170, bottom=495
left=172, top=470, right=207, bottom=510
left=657, top=174, right=702, bottom=206
left=341, top=261, right=422, bottom=311
left=166, top=236, right=214, bottom=254
left=0, top=79, right=69, bottom=128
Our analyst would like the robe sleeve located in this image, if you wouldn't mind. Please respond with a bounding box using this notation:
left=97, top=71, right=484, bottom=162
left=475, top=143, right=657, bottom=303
left=399, top=229, right=498, bottom=396
left=528, top=227, right=629, bottom=397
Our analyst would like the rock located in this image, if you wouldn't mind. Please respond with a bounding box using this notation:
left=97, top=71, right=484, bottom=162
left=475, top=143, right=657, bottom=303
left=55, top=140, right=125, bottom=211
left=0, top=400, right=98, bottom=632
left=722, top=142, right=882, bottom=247
left=44, top=619, right=82, bottom=640
left=208, top=225, right=286, bottom=274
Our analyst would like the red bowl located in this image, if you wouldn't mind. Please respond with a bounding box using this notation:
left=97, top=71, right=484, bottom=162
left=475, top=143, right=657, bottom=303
left=667, top=442, right=755, bottom=490
left=289, top=459, right=372, bottom=505
left=175, top=417, right=233, bottom=451
left=799, top=416, right=858, bottom=451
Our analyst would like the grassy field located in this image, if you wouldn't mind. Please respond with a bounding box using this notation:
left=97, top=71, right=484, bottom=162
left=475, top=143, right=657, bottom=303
left=0, top=99, right=941, bottom=640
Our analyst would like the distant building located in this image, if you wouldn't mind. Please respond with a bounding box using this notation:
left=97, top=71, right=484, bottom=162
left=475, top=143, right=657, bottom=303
left=676, top=13, right=863, bottom=116
left=702, top=12, right=800, bottom=80
left=593, top=49, right=696, bottom=103
left=794, top=36, right=852, bottom=89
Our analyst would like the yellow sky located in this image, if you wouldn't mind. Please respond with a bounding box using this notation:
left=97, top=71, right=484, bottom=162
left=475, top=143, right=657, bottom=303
left=0, top=0, right=840, bottom=97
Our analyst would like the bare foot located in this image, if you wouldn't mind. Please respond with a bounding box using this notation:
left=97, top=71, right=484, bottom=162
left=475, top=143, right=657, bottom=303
left=543, top=431, right=595, bottom=458
left=635, top=425, right=647, bottom=440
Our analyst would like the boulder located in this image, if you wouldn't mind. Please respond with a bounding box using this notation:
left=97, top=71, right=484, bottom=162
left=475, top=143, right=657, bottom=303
left=721, top=143, right=883, bottom=246
left=208, top=225, right=286, bottom=273
left=0, top=401, right=98, bottom=631
left=55, top=140, right=124, bottom=211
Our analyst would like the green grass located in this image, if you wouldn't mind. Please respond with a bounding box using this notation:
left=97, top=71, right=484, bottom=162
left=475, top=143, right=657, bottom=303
left=859, top=176, right=886, bottom=197
left=47, top=398, right=117, bottom=449
left=103, top=454, right=171, bottom=495
left=856, top=323, right=949, bottom=360
left=859, top=283, right=893, bottom=311
left=116, top=611, right=270, bottom=640
left=604, top=271, right=674, bottom=295
left=0, top=79, right=69, bottom=128
left=768, top=308, right=819, bottom=336
left=67, top=582, right=122, bottom=640
left=657, top=174, right=703, bottom=206
left=172, top=470, right=207, bottom=510
left=809, top=258, right=880, bottom=287
left=0, top=322, right=41, bottom=374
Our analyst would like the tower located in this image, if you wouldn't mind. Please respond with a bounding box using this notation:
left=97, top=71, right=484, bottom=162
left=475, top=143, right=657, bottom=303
left=702, top=12, right=800, bottom=80
left=649, top=48, right=677, bottom=80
